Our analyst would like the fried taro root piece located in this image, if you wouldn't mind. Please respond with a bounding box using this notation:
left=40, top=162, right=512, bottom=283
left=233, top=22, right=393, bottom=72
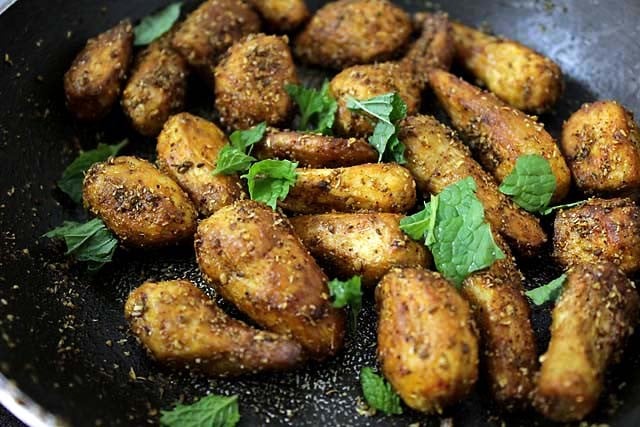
left=249, top=0, right=309, bottom=32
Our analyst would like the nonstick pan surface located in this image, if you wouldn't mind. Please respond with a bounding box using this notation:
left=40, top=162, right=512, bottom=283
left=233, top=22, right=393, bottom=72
left=1, top=0, right=640, bottom=426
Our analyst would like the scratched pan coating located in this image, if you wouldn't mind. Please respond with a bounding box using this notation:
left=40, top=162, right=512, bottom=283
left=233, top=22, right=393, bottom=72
left=0, top=0, right=640, bottom=426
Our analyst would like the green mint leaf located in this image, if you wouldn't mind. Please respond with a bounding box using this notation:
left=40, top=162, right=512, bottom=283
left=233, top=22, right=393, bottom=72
left=430, top=177, right=505, bottom=287
left=499, top=154, right=556, bottom=213
left=360, top=367, right=403, bottom=415
left=399, top=195, right=439, bottom=244
left=44, top=218, right=118, bottom=271
left=386, top=135, right=406, bottom=165
left=58, top=140, right=127, bottom=204
left=242, top=159, right=298, bottom=210
left=134, top=2, right=182, bottom=46
left=160, top=394, right=240, bottom=427
left=285, top=81, right=337, bottom=135
left=228, top=122, right=267, bottom=153
left=346, top=93, right=396, bottom=123
left=213, top=146, right=256, bottom=175
left=328, top=276, right=362, bottom=328
left=525, top=274, right=567, bottom=305
left=541, top=200, right=587, bottom=215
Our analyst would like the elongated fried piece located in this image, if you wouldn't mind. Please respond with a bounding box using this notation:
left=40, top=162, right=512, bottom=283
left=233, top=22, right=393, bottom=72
left=121, top=34, right=188, bottom=136
left=377, top=267, right=478, bottom=413
left=561, top=100, right=640, bottom=196
left=461, top=234, right=537, bottom=408
left=400, top=114, right=546, bottom=255
left=125, top=280, right=304, bottom=376
left=451, top=22, right=562, bottom=113
left=290, top=213, right=429, bottom=286
left=553, top=197, right=640, bottom=274
left=249, top=0, right=309, bottom=32
left=534, top=263, right=639, bottom=422
left=427, top=68, right=571, bottom=202
left=156, top=113, right=246, bottom=216
left=195, top=200, right=345, bottom=359
left=280, top=163, right=416, bottom=214
left=64, top=20, right=133, bottom=120
left=253, top=129, right=377, bottom=167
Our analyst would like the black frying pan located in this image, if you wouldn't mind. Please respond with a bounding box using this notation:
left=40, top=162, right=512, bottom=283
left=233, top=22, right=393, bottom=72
left=1, top=0, right=640, bottom=425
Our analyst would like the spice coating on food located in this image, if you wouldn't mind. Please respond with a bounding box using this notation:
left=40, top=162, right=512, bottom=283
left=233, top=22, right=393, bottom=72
left=249, top=0, right=309, bottom=32
left=125, top=280, right=305, bottom=376
left=64, top=20, right=133, bottom=120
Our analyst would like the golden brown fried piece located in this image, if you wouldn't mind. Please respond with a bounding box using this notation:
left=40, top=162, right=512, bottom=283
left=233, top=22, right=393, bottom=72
left=121, top=34, right=188, bottom=136
left=534, top=263, right=639, bottom=422
left=377, top=267, right=479, bottom=413
left=427, top=68, right=571, bottom=203
left=195, top=200, right=345, bottom=359
left=294, top=0, right=412, bottom=69
left=461, top=234, right=537, bottom=408
left=125, top=280, right=304, bottom=376
left=171, top=0, right=260, bottom=76
left=156, top=113, right=246, bottom=216
left=451, top=22, right=563, bottom=113
left=561, top=100, right=640, bottom=196
left=253, top=129, right=377, bottom=167
left=280, top=163, right=416, bottom=214
left=553, top=197, right=640, bottom=274
left=214, top=34, right=298, bottom=130
left=290, top=213, right=430, bottom=286
left=83, top=156, right=197, bottom=247
left=399, top=114, right=546, bottom=255
left=64, top=20, right=133, bottom=120
left=249, top=0, right=309, bottom=32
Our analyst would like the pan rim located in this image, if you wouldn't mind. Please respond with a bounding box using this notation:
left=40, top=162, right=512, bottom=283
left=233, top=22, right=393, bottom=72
left=0, top=373, right=65, bottom=427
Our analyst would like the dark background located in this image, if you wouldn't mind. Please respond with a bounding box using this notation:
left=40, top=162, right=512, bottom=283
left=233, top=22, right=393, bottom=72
left=1, top=0, right=640, bottom=426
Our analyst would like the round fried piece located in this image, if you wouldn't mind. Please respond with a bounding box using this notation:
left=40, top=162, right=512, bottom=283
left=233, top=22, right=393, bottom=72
left=294, top=0, right=412, bottom=69
left=215, top=34, right=298, bottom=131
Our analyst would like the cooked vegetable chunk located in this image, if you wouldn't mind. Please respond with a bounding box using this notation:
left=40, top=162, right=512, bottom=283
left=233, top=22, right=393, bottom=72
left=215, top=34, right=298, bottom=130
left=171, top=0, right=260, bottom=76
left=561, top=100, right=640, bottom=196
left=280, top=163, right=416, bottom=214
left=83, top=156, right=197, bottom=247
left=377, top=267, right=478, bottom=413
left=399, top=114, right=546, bottom=255
left=195, top=200, right=345, bottom=359
left=451, top=22, right=563, bottom=113
left=249, top=0, right=309, bottom=32
left=553, top=197, right=640, bottom=274
left=294, top=0, right=412, bottom=69
left=427, top=68, right=571, bottom=202
left=461, top=235, right=537, bottom=407
left=125, top=280, right=304, bottom=376
left=156, top=113, right=246, bottom=216
left=121, top=34, right=188, bottom=136
left=64, top=20, right=133, bottom=120
left=290, top=213, right=430, bottom=286
left=253, top=129, right=377, bottom=167
left=534, top=263, right=639, bottom=422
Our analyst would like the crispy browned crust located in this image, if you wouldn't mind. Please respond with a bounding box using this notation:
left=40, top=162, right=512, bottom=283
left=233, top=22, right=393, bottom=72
left=400, top=114, right=547, bottom=255
left=121, top=34, right=189, bottom=136
left=64, top=20, right=133, bottom=120
left=461, top=234, right=537, bottom=408
left=561, top=100, right=640, bottom=196
left=171, top=0, right=260, bottom=76
left=214, top=34, right=298, bottom=131
left=280, top=163, right=416, bottom=214
left=294, top=0, right=412, bottom=69
left=427, top=68, right=571, bottom=203
left=376, top=267, right=479, bottom=413
left=82, top=156, right=197, bottom=248
left=534, top=262, right=639, bottom=422
left=249, top=0, right=309, bottom=32
left=330, top=62, right=421, bottom=137
left=451, top=22, right=563, bottom=113
left=194, top=200, right=345, bottom=360
left=253, top=129, right=377, bottom=167
left=156, top=113, right=246, bottom=216
left=553, top=197, right=640, bottom=274
left=290, top=213, right=430, bottom=286
left=125, top=280, right=305, bottom=376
